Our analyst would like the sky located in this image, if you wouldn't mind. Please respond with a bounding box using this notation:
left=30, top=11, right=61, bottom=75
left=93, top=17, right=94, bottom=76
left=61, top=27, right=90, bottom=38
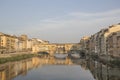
left=0, top=0, right=120, bottom=43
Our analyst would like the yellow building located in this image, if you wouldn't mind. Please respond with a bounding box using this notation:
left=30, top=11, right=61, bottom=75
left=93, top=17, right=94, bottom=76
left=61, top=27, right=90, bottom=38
left=27, top=39, right=33, bottom=51
left=32, top=38, right=50, bottom=53
left=0, top=32, right=16, bottom=53
left=0, top=33, right=30, bottom=53
left=107, top=31, right=120, bottom=57
left=19, top=34, right=28, bottom=51
left=80, top=36, right=90, bottom=53
left=80, top=23, right=120, bottom=57
left=104, top=24, right=120, bottom=54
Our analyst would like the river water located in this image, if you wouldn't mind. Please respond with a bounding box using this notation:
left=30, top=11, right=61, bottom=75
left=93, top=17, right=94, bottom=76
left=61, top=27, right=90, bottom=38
left=0, top=57, right=120, bottom=80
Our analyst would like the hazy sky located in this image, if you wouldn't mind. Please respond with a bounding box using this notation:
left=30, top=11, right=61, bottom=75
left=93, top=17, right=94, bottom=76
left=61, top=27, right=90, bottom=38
left=0, top=0, right=120, bottom=43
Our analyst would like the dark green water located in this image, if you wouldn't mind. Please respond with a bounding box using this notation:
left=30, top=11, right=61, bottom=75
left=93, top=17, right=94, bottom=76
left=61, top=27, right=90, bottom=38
left=0, top=57, right=120, bottom=80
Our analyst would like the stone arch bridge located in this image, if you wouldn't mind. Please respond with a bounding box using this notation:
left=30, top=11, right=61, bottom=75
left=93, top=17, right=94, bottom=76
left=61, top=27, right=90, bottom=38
left=32, top=43, right=81, bottom=56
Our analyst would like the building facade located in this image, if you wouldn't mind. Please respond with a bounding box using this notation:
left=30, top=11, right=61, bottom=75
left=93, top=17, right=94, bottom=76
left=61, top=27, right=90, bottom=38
left=80, top=23, right=120, bottom=57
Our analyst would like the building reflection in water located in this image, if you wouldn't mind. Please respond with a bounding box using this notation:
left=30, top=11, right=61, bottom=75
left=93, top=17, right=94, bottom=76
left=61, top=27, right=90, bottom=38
left=0, top=57, right=72, bottom=80
left=77, top=58, right=120, bottom=80
left=0, top=57, right=120, bottom=80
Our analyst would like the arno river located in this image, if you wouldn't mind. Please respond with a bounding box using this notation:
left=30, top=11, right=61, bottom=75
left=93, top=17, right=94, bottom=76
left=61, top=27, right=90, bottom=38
left=0, top=56, right=120, bottom=80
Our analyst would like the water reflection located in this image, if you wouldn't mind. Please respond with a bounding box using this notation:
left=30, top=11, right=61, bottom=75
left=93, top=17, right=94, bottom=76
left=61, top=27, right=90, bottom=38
left=73, top=58, right=120, bottom=80
left=0, top=57, right=120, bottom=80
left=0, top=57, right=73, bottom=80
left=0, top=59, right=33, bottom=80
left=86, top=59, right=120, bottom=80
